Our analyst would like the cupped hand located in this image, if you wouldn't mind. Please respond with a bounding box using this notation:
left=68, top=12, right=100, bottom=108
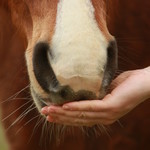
left=41, top=67, right=150, bottom=127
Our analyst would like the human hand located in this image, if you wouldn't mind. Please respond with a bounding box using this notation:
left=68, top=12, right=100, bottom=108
left=41, top=67, right=150, bottom=127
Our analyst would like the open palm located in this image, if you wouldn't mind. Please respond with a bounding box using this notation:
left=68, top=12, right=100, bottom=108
left=42, top=67, right=150, bottom=126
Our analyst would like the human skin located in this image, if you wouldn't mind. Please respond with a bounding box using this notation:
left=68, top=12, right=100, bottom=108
left=41, top=66, right=150, bottom=127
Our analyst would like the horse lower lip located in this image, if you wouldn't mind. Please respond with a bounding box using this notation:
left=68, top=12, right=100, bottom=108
left=41, top=97, right=72, bottom=106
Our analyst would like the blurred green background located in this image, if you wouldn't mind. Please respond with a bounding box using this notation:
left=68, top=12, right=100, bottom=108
left=0, top=115, right=8, bottom=150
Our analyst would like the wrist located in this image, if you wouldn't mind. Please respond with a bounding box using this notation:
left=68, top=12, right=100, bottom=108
left=143, top=66, right=150, bottom=99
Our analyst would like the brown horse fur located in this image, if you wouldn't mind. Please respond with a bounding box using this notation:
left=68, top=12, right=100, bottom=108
left=0, top=0, right=150, bottom=150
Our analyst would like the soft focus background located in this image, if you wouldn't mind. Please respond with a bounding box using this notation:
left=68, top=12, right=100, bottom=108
left=0, top=115, right=8, bottom=150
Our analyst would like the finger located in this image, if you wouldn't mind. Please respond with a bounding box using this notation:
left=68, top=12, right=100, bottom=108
left=47, top=105, right=111, bottom=120
left=41, top=106, right=49, bottom=115
left=62, top=100, right=109, bottom=112
left=47, top=114, right=114, bottom=126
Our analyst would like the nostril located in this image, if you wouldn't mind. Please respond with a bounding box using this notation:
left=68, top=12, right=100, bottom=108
left=101, top=40, right=118, bottom=91
left=33, top=42, right=59, bottom=93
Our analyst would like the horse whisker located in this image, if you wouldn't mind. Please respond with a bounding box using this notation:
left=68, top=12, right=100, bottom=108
left=5, top=105, right=36, bottom=132
left=2, top=100, right=31, bottom=122
left=27, top=116, right=44, bottom=145
left=15, top=114, right=40, bottom=135
left=0, top=85, right=30, bottom=105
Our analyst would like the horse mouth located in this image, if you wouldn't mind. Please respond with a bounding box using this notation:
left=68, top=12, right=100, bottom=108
left=31, top=84, right=99, bottom=109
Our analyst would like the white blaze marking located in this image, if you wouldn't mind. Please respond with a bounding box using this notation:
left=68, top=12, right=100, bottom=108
left=50, top=0, right=108, bottom=89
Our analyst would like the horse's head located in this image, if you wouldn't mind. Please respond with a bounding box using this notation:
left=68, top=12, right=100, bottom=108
left=9, top=0, right=117, bottom=111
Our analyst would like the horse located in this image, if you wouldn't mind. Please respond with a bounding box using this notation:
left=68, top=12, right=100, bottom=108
left=0, top=0, right=150, bottom=150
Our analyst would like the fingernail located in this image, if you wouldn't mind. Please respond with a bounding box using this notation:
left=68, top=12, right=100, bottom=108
left=41, top=107, right=48, bottom=114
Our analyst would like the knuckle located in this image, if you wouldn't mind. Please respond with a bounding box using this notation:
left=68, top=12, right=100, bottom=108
left=88, top=104, right=98, bottom=111
left=87, top=104, right=94, bottom=111
left=60, top=110, right=68, bottom=115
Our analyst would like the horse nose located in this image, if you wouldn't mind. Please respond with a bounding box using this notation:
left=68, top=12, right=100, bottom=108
left=33, top=42, right=97, bottom=104
left=32, top=42, right=111, bottom=104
